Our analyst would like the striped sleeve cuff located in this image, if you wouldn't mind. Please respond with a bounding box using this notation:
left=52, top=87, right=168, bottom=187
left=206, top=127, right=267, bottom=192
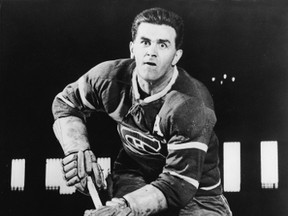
left=163, top=169, right=199, bottom=189
left=167, top=141, right=208, bottom=152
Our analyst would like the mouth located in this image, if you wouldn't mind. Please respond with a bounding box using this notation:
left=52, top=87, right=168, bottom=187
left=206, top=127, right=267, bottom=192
left=144, top=62, right=157, bottom=66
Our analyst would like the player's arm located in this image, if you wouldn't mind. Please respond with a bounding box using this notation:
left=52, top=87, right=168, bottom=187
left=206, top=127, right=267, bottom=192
left=53, top=116, right=106, bottom=192
left=52, top=72, right=106, bottom=194
left=151, top=96, right=217, bottom=208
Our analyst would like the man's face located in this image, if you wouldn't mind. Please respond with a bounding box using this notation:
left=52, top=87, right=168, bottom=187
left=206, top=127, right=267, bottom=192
left=130, top=23, right=183, bottom=82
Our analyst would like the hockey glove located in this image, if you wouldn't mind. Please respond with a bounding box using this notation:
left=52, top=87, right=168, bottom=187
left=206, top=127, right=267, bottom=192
left=83, top=198, right=132, bottom=216
left=53, top=117, right=106, bottom=194
left=123, top=184, right=168, bottom=216
left=86, top=185, right=167, bottom=216
left=62, top=149, right=106, bottom=194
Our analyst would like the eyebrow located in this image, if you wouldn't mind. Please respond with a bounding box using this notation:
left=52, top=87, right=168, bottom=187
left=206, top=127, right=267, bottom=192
left=158, top=39, right=171, bottom=44
left=140, top=37, right=171, bottom=44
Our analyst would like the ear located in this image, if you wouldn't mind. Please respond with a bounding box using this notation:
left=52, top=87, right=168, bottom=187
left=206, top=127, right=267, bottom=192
left=172, top=49, right=183, bottom=66
left=129, top=41, right=135, bottom=59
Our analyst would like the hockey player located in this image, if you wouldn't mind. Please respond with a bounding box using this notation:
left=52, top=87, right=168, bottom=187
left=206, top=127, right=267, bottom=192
left=52, top=7, right=232, bottom=216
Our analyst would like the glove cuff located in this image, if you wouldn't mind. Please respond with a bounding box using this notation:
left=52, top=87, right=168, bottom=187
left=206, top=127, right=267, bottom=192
left=53, top=117, right=90, bottom=155
left=123, top=184, right=167, bottom=216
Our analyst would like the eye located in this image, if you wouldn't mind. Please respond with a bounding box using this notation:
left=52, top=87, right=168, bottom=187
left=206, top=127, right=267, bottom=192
left=141, top=40, right=150, bottom=46
left=159, top=43, right=168, bottom=49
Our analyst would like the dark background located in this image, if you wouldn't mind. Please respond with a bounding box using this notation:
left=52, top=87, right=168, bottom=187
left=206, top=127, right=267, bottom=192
left=1, top=0, right=288, bottom=215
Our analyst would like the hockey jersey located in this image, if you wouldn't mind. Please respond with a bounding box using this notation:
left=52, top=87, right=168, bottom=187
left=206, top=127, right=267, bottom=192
left=52, top=58, right=223, bottom=208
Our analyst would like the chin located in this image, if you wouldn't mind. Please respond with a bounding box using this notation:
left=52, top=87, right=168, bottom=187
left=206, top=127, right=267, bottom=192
left=140, top=74, right=159, bottom=82
left=138, top=70, right=157, bottom=81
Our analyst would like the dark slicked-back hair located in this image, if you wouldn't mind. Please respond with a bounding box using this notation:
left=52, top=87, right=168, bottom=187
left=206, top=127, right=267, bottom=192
left=131, top=7, right=184, bottom=49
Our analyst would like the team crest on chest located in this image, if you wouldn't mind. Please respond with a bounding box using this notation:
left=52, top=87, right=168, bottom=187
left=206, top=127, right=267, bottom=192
left=118, top=124, right=163, bottom=156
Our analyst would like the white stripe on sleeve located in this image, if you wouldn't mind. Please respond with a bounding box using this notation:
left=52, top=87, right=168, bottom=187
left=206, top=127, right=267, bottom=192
left=56, top=93, right=76, bottom=108
left=163, top=170, right=199, bottom=188
left=200, top=180, right=221, bottom=191
left=168, top=141, right=208, bottom=152
left=78, top=76, right=96, bottom=110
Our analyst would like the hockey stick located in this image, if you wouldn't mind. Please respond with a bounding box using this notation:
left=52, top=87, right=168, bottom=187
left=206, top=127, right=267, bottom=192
left=87, top=176, right=103, bottom=209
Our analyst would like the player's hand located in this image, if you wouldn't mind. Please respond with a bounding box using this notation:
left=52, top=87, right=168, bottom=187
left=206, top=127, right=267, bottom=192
left=62, top=150, right=106, bottom=194
left=83, top=198, right=132, bottom=216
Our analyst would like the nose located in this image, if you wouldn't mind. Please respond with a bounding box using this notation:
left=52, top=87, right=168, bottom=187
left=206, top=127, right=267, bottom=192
left=146, top=43, right=157, bottom=57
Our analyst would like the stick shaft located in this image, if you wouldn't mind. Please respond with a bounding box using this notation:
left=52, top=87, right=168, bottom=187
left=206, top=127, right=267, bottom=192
left=87, top=176, right=103, bottom=209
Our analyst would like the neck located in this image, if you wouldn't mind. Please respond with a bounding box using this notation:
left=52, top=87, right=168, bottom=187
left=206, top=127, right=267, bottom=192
left=137, top=67, right=174, bottom=96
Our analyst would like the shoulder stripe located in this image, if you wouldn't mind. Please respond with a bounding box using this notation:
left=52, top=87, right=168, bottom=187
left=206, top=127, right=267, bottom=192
left=78, top=76, right=96, bottom=110
left=56, top=93, right=75, bottom=108
left=200, top=180, right=221, bottom=191
left=163, top=170, right=199, bottom=188
left=168, top=142, right=208, bottom=152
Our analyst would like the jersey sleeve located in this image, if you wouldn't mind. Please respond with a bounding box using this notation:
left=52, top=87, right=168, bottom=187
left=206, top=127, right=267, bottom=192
left=151, top=95, right=217, bottom=208
left=52, top=61, right=112, bottom=121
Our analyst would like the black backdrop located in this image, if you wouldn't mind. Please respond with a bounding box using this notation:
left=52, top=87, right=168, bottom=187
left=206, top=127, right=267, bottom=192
left=1, top=0, right=288, bottom=215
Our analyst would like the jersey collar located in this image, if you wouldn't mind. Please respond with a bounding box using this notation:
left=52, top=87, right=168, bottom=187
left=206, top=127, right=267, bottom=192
left=132, top=66, right=179, bottom=104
